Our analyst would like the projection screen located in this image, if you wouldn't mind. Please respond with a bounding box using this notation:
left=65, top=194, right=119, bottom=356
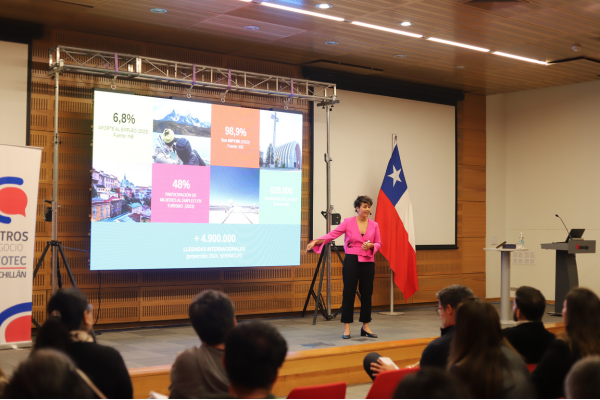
left=312, top=89, right=456, bottom=248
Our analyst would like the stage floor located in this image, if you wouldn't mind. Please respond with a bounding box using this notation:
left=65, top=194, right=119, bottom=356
left=0, top=303, right=562, bottom=382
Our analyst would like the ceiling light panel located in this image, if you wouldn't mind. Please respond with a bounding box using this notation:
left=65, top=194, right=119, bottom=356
left=351, top=21, right=423, bottom=38
left=427, top=37, right=490, bottom=52
left=260, top=2, right=345, bottom=22
left=493, top=51, right=548, bottom=65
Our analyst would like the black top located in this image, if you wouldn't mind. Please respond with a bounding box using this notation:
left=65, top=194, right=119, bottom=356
left=531, top=339, right=581, bottom=399
left=66, top=342, right=133, bottom=399
left=420, top=325, right=455, bottom=369
left=503, top=322, right=555, bottom=363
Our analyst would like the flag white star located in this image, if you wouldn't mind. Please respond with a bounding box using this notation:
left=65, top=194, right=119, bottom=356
left=387, top=165, right=402, bottom=187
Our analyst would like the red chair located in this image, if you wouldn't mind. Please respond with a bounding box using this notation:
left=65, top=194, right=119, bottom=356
left=287, top=381, right=347, bottom=399
left=366, top=367, right=420, bottom=399
left=526, top=363, right=537, bottom=373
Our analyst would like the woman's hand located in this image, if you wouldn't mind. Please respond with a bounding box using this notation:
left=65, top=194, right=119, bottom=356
left=306, top=241, right=316, bottom=253
left=362, top=242, right=374, bottom=250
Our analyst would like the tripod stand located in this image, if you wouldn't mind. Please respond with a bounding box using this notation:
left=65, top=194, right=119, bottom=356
left=32, top=240, right=78, bottom=329
left=301, top=242, right=361, bottom=325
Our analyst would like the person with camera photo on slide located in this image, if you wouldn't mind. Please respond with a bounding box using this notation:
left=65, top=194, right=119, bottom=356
left=306, top=195, right=382, bottom=339
left=153, top=129, right=181, bottom=164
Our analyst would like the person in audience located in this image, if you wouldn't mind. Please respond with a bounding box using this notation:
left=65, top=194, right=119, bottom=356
left=503, top=286, right=555, bottom=363
left=531, top=287, right=600, bottom=398
left=3, top=348, right=100, bottom=399
left=365, top=285, right=474, bottom=380
left=169, top=290, right=235, bottom=398
left=34, top=288, right=133, bottom=399
left=0, top=363, right=7, bottom=397
left=392, top=367, right=469, bottom=399
left=224, top=320, right=288, bottom=399
left=564, top=355, right=600, bottom=399
left=448, top=297, right=535, bottom=398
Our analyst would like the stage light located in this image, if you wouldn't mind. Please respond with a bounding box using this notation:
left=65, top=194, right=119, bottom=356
left=493, top=51, right=548, bottom=65
left=351, top=21, right=423, bottom=38
left=150, top=8, right=168, bottom=13
left=325, top=41, right=339, bottom=45
left=427, top=37, right=490, bottom=52
left=399, top=21, right=412, bottom=27
left=244, top=26, right=260, bottom=30
left=316, top=3, right=333, bottom=9
left=393, top=54, right=407, bottom=58
left=261, top=2, right=345, bottom=21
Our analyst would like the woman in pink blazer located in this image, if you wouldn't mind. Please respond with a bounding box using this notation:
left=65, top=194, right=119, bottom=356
left=307, top=195, right=382, bottom=339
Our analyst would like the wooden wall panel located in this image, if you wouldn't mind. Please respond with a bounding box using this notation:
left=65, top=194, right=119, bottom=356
left=30, top=28, right=486, bottom=327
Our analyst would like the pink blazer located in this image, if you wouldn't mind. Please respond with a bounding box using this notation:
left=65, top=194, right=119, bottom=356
left=311, top=217, right=381, bottom=262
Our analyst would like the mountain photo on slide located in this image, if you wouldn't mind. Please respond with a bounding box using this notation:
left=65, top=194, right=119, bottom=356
left=153, top=108, right=211, bottom=138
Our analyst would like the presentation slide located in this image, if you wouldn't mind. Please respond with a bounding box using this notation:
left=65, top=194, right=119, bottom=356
left=91, top=91, right=302, bottom=270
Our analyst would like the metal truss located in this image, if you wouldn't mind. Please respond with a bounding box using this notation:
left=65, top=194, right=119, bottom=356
left=49, top=46, right=337, bottom=103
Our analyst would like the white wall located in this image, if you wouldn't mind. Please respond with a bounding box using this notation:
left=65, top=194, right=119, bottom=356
left=487, top=80, right=600, bottom=300
left=0, top=40, right=28, bottom=146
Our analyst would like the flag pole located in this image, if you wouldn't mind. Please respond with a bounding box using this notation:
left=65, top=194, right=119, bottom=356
left=379, top=134, right=405, bottom=316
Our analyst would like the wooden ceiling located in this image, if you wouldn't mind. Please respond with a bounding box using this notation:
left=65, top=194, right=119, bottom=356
left=3, top=0, right=600, bottom=94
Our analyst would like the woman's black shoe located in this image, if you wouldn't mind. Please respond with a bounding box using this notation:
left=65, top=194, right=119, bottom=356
left=342, top=333, right=351, bottom=339
left=361, top=328, right=378, bottom=338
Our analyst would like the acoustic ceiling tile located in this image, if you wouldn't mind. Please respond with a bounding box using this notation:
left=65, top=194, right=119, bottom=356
left=451, top=0, right=546, bottom=19
left=390, top=0, right=498, bottom=29
left=467, top=18, right=564, bottom=45
left=512, top=7, right=600, bottom=35
left=184, top=14, right=305, bottom=43
left=350, top=9, right=460, bottom=38
left=87, top=0, right=216, bottom=28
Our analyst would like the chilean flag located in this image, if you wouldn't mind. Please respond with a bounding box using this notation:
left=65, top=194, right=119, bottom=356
left=375, top=144, right=418, bottom=300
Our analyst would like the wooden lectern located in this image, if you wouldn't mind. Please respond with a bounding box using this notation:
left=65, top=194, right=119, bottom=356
left=541, top=235, right=596, bottom=316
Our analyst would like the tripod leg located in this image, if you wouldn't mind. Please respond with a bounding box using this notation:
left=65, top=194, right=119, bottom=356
left=33, top=242, right=51, bottom=280
left=57, top=253, right=63, bottom=289
left=301, top=251, right=325, bottom=317
left=313, top=245, right=328, bottom=325
left=58, top=243, right=78, bottom=289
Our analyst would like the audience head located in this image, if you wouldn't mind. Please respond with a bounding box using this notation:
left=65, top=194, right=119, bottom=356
left=393, top=367, right=468, bottom=399
left=3, top=349, right=97, bottom=398
left=224, top=320, right=287, bottom=398
left=436, top=285, right=474, bottom=328
left=34, top=288, right=92, bottom=352
left=448, top=297, right=506, bottom=398
left=189, top=290, right=235, bottom=346
left=563, top=287, right=600, bottom=356
left=565, top=355, right=600, bottom=399
left=513, top=286, right=547, bottom=322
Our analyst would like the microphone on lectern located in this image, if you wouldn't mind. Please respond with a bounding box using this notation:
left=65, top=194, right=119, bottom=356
left=555, top=214, right=571, bottom=240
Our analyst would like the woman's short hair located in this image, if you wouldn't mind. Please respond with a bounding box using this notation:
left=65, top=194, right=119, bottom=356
left=354, top=195, right=373, bottom=210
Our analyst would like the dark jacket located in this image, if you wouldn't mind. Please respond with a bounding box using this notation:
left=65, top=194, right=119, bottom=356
left=531, top=339, right=582, bottom=398
left=503, top=322, right=555, bottom=363
left=420, top=325, right=454, bottom=369
left=175, top=138, right=206, bottom=166
left=66, top=342, right=133, bottom=399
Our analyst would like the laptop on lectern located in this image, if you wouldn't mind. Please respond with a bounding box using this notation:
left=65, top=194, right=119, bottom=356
left=566, top=229, right=585, bottom=242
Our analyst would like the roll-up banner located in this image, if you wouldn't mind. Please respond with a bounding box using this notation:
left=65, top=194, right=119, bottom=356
left=0, top=144, right=42, bottom=348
